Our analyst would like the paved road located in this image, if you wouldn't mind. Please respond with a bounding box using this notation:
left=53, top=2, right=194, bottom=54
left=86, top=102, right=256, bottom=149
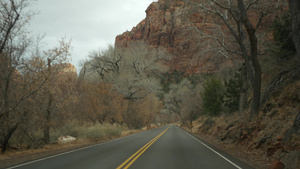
left=7, top=125, right=254, bottom=169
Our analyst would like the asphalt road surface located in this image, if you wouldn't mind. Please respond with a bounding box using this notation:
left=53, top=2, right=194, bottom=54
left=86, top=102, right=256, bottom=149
left=7, top=125, right=254, bottom=169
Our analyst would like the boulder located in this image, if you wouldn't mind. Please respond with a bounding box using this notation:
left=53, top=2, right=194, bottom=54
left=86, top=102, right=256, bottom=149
left=269, top=161, right=285, bottom=169
left=58, top=135, right=76, bottom=144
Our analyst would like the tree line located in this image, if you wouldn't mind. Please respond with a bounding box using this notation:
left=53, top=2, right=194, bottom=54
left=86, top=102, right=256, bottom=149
left=0, top=0, right=76, bottom=152
left=0, top=0, right=166, bottom=153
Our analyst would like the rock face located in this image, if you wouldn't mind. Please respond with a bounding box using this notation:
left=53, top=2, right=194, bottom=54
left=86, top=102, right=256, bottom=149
left=268, top=161, right=285, bottom=169
left=62, top=63, right=77, bottom=74
left=59, top=63, right=78, bottom=79
left=115, top=0, right=236, bottom=74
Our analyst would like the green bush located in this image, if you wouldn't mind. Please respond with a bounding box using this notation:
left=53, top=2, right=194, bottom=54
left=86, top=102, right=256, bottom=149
left=160, top=70, right=185, bottom=93
left=201, top=77, right=225, bottom=116
left=224, top=72, right=243, bottom=113
left=272, top=11, right=296, bottom=61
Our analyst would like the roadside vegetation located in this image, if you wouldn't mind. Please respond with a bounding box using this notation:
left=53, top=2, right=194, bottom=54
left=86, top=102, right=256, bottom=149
left=0, top=0, right=144, bottom=154
left=1, top=0, right=300, bottom=167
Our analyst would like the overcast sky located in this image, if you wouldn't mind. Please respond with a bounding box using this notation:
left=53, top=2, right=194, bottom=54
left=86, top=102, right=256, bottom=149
left=27, top=0, right=156, bottom=73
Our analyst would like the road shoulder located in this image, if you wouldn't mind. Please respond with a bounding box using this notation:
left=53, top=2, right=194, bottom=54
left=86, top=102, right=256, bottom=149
left=0, top=129, right=143, bottom=169
left=181, top=127, right=265, bottom=169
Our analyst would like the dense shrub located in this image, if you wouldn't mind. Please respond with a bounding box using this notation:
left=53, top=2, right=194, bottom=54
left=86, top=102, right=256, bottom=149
left=272, top=11, right=296, bottom=61
left=224, top=72, right=243, bottom=113
left=52, top=122, right=124, bottom=141
left=160, top=70, right=185, bottom=93
left=201, top=77, right=225, bottom=116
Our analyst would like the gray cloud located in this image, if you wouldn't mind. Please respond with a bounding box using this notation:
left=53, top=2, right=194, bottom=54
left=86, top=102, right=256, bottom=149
left=27, top=0, right=155, bottom=72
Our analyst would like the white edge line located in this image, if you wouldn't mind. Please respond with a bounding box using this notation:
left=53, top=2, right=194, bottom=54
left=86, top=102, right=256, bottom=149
left=184, top=130, right=243, bottom=169
left=7, top=132, right=141, bottom=169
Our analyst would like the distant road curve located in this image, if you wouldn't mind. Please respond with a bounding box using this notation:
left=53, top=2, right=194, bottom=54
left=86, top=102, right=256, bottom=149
left=6, top=125, right=254, bottom=169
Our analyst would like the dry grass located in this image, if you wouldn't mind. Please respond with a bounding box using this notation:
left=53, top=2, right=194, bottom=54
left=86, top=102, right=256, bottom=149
left=0, top=122, right=132, bottom=161
left=51, top=122, right=127, bottom=142
left=0, top=122, right=144, bottom=168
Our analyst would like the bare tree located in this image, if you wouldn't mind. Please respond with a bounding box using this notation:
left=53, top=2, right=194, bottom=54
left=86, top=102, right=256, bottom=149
left=184, top=0, right=286, bottom=119
left=121, top=93, right=162, bottom=129
left=33, top=39, right=73, bottom=144
left=0, top=0, right=40, bottom=153
left=164, top=84, right=183, bottom=122
left=81, top=41, right=169, bottom=128
left=85, top=41, right=170, bottom=100
left=179, top=82, right=202, bottom=124
left=164, top=79, right=201, bottom=125
left=78, top=82, right=127, bottom=125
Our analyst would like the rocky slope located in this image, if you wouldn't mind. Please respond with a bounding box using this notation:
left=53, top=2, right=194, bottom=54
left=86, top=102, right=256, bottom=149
left=192, top=79, right=300, bottom=169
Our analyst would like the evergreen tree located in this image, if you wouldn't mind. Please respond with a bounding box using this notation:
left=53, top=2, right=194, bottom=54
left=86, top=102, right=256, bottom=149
left=202, top=77, right=224, bottom=116
left=224, top=72, right=243, bottom=113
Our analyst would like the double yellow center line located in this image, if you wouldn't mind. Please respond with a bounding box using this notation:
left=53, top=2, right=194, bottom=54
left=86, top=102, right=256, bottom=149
left=116, top=126, right=170, bottom=169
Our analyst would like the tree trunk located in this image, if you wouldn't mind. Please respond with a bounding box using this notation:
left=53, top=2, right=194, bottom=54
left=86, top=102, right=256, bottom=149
left=250, top=50, right=262, bottom=119
left=1, top=123, right=19, bottom=153
left=43, top=93, right=52, bottom=144
left=238, top=0, right=262, bottom=119
left=239, top=89, right=247, bottom=114
left=251, top=71, right=261, bottom=119
left=43, top=122, right=50, bottom=144
left=289, top=0, right=300, bottom=59
left=239, top=65, right=248, bottom=114
left=43, top=58, right=52, bottom=144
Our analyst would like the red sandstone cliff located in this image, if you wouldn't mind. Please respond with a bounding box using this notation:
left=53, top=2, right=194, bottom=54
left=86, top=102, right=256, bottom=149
left=115, top=0, right=286, bottom=74
left=62, top=63, right=77, bottom=74
left=115, top=0, right=235, bottom=74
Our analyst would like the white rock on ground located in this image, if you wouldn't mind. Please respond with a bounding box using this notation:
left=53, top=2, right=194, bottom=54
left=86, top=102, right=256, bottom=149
left=58, top=135, right=76, bottom=144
